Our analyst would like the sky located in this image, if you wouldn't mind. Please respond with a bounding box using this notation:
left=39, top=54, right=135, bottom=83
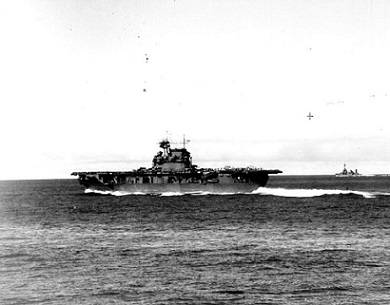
left=0, top=0, right=390, bottom=179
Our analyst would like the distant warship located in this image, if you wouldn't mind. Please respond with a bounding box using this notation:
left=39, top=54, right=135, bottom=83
left=335, top=164, right=362, bottom=177
left=72, top=138, right=282, bottom=194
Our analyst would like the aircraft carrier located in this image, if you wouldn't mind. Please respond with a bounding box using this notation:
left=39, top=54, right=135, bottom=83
left=72, top=138, right=282, bottom=194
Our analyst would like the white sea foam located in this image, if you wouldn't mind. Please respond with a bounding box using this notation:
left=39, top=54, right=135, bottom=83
left=85, top=189, right=239, bottom=197
left=84, top=189, right=146, bottom=196
left=190, top=191, right=237, bottom=196
left=251, top=187, right=379, bottom=199
left=160, top=192, right=184, bottom=197
left=84, top=189, right=111, bottom=195
left=84, top=187, right=389, bottom=198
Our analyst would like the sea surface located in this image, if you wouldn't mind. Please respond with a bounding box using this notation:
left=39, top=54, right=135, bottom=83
left=1, top=176, right=390, bottom=305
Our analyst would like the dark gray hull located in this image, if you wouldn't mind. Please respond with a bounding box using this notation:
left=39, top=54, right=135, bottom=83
left=85, top=182, right=261, bottom=195
left=74, top=170, right=276, bottom=195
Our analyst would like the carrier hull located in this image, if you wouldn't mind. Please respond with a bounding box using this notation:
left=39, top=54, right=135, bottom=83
left=73, top=169, right=278, bottom=194
left=84, top=182, right=262, bottom=194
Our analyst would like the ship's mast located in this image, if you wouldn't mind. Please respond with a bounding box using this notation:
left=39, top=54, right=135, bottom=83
left=182, top=134, right=190, bottom=149
left=164, top=135, right=190, bottom=149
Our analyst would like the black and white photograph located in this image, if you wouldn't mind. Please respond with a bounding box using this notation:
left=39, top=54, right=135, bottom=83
left=0, top=1, right=390, bottom=304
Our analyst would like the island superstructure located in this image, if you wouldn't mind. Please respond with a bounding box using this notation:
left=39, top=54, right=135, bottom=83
left=72, top=138, right=282, bottom=194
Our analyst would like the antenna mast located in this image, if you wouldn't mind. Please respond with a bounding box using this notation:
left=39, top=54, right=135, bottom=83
left=182, top=134, right=190, bottom=149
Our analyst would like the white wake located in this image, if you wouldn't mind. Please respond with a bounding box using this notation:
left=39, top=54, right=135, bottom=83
left=84, top=189, right=146, bottom=196
left=84, top=187, right=390, bottom=198
left=251, top=187, right=387, bottom=199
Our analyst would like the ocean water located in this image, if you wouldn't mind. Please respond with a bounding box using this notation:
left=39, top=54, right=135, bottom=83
left=0, top=176, right=390, bottom=305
